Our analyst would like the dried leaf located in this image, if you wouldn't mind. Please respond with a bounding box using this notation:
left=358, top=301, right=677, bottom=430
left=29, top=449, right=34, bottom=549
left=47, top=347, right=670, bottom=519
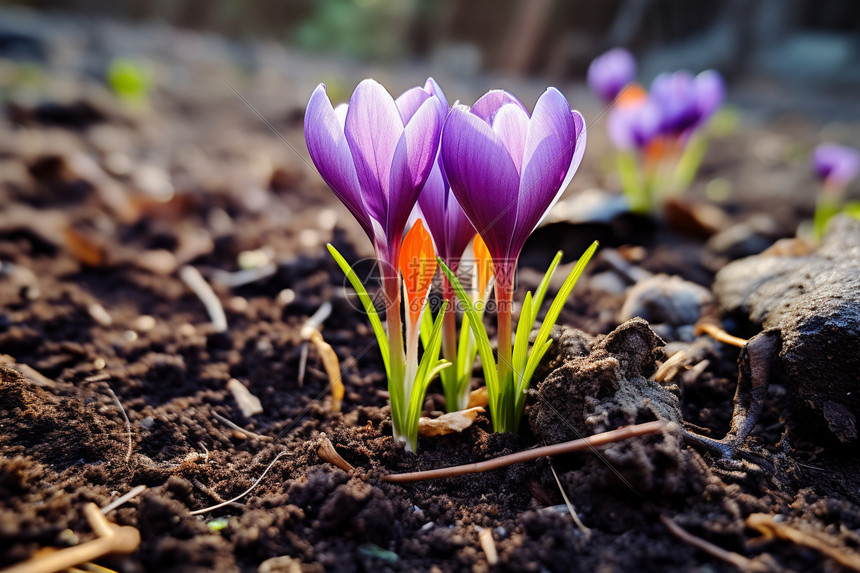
left=227, top=378, right=263, bottom=417
left=308, top=329, right=343, bottom=412
left=418, top=407, right=484, bottom=437
left=466, top=386, right=489, bottom=409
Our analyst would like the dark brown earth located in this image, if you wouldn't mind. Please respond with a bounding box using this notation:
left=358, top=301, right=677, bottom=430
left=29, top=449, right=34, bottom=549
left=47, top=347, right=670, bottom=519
left=2, top=14, right=860, bottom=573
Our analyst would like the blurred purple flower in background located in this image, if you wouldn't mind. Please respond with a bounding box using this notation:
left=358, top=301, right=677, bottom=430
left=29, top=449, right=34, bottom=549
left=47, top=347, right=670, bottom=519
left=606, top=84, right=661, bottom=150
left=814, top=143, right=860, bottom=187
left=587, top=48, right=636, bottom=103
left=650, top=70, right=724, bottom=137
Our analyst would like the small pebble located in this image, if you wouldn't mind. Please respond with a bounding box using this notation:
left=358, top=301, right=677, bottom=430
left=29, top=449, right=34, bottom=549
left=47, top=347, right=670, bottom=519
left=93, top=357, right=106, bottom=370
left=177, top=323, right=197, bottom=337
left=277, top=289, right=295, bottom=306
left=299, top=229, right=319, bottom=248
left=87, top=303, right=113, bottom=326
left=238, top=248, right=271, bottom=270
left=318, top=208, right=338, bottom=231
left=124, top=330, right=138, bottom=342
left=228, top=296, right=248, bottom=313
left=134, top=315, right=156, bottom=331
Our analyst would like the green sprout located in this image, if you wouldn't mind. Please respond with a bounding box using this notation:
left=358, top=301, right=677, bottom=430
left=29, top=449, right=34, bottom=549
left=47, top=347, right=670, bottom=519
left=107, top=58, right=151, bottom=106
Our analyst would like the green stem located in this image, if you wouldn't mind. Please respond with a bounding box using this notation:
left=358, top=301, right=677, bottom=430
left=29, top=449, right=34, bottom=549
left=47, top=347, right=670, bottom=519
left=494, top=267, right=515, bottom=432
left=441, top=279, right=466, bottom=411
left=381, top=259, right=408, bottom=447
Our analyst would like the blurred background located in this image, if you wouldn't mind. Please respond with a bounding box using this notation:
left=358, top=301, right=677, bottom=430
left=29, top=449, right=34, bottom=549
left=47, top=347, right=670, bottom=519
left=1, top=0, right=858, bottom=264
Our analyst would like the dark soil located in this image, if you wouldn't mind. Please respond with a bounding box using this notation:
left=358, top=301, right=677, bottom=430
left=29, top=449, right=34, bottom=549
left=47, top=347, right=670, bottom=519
left=2, top=11, right=860, bottom=573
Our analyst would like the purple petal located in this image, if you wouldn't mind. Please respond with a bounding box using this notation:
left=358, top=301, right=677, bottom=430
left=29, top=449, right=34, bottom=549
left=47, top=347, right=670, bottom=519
left=607, top=99, right=661, bottom=150
left=512, top=88, right=577, bottom=255
left=651, top=71, right=700, bottom=135
left=471, top=90, right=528, bottom=124
left=814, top=143, right=860, bottom=185
left=588, top=48, right=636, bottom=103
left=395, top=86, right=431, bottom=125
left=344, top=79, right=404, bottom=229
left=424, top=77, right=449, bottom=110
left=441, top=106, right=520, bottom=261
left=491, top=103, right=530, bottom=174
left=304, top=84, right=372, bottom=238
left=387, top=95, right=444, bottom=244
left=442, top=190, right=476, bottom=264
left=694, top=70, right=724, bottom=124
left=416, top=161, right=449, bottom=254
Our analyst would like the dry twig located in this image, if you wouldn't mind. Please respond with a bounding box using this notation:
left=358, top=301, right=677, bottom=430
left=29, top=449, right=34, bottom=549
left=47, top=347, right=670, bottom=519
left=2, top=503, right=140, bottom=573
left=548, top=460, right=590, bottom=535
left=661, top=515, right=769, bottom=572
left=211, top=411, right=273, bottom=442
left=317, top=434, right=356, bottom=473
left=100, top=485, right=146, bottom=515
left=381, top=421, right=665, bottom=483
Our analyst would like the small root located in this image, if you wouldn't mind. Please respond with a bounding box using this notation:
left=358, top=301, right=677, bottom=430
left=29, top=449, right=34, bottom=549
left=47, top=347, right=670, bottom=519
left=478, top=528, right=498, bottom=566
left=101, top=485, right=146, bottom=515
left=695, top=322, right=748, bottom=348
left=661, top=515, right=769, bottom=572
left=189, top=452, right=289, bottom=515
left=548, top=460, right=590, bottom=536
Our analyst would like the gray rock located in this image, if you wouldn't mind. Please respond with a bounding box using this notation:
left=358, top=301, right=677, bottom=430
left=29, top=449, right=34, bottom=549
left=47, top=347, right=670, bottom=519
left=713, top=215, right=860, bottom=441
left=619, top=274, right=714, bottom=339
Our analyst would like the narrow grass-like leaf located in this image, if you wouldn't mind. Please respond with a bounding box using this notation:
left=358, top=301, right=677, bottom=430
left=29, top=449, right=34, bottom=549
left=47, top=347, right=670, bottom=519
left=511, top=291, right=533, bottom=392
left=522, top=242, right=598, bottom=392
left=327, top=244, right=389, bottom=377
left=419, top=303, right=433, bottom=350
left=531, top=251, right=562, bottom=325
left=438, top=260, right=498, bottom=411
left=406, top=301, right=451, bottom=443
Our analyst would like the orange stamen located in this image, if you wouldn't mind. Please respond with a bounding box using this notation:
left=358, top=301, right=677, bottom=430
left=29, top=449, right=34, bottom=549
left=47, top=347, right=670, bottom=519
left=616, top=83, right=647, bottom=108
left=399, top=219, right=437, bottom=324
left=473, top=234, right=493, bottom=299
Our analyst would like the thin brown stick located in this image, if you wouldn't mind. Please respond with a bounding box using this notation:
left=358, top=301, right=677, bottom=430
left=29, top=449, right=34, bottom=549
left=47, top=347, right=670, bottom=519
left=211, top=411, right=273, bottom=442
left=695, top=323, right=748, bottom=349
left=661, top=515, right=768, bottom=572
left=381, top=421, right=665, bottom=483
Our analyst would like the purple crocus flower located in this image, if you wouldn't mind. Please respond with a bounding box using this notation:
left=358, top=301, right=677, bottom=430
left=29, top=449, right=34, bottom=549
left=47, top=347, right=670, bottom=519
left=650, top=69, right=724, bottom=136
left=606, top=84, right=661, bottom=150
left=305, top=78, right=446, bottom=404
left=305, top=79, right=446, bottom=272
left=440, top=88, right=586, bottom=391
left=414, top=79, right=476, bottom=268
left=587, top=48, right=636, bottom=103
left=813, top=143, right=860, bottom=187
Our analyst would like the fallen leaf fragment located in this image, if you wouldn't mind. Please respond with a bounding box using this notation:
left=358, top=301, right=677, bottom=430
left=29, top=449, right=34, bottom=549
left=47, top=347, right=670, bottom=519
left=466, top=387, right=489, bottom=409
left=305, top=328, right=343, bottom=412
left=227, top=378, right=263, bottom=417
left=418, top=407, right=484, bottom=437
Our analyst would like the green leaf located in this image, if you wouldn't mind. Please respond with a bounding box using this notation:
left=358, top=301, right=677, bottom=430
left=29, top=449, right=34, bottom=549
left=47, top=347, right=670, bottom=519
left=406, top=301, right=451, bottom=443
left=511, top=290, right=533, bottom=393
left=617, top=151, right=647, bottom=213
left=522, top=242, right=598, bottom=399
left=438, top=259, right=498, bottom=409
left=531, top=251, right=562, bottom=326
left=672, top=134, right=709, bottom=195
left=327, top=244, right=389, bottom=377
left=419, top=303, right=434, bottom=350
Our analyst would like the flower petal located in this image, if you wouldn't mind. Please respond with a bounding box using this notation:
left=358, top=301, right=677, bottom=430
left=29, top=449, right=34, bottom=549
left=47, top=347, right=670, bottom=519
left=395, top=86, right=431, bottom=125
left=387, top=95, right=445, bottom=244
left=512, top=88, right=578, bottom=254
left=441, top=105, right=520, bottom=262
left=470, top=90, right=528, bottom=125
left=344, top=79, right=404, bottom=228
left=304, top=84, right=372, bottom=238
left=399, top=219, right=437, bottom=324
left=424, top=77, right=449, bottom=109
left=491, top=103, right=530, bottom=174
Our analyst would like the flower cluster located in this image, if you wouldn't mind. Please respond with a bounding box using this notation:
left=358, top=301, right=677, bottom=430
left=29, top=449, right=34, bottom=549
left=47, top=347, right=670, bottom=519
left=588, top=48, right=724, bottom=212
left=306, top=78, right=596, bottom=449
left=811, top=143, right=860, bottom=238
